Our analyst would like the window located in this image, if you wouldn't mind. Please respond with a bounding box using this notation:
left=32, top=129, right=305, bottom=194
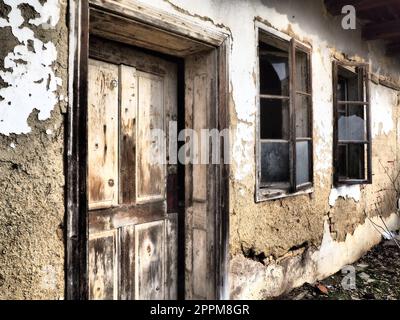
left=333, top=61, right=371, bottom=185
left=256, top=28, right=313, bottom=201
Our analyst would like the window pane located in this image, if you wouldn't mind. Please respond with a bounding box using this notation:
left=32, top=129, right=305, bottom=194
left=337, top=78, right=347, bottom=102
left=348, top=144, right=366, bottom=179
left=261, top=142, right=289, bottom=185
left=338, top=104, right=366, bottom=141
left=295, top=94, right=311, bottom=138
left=259, top=42, right=289, bottom=96
left=260, top=98, right=289, bottom=139
left=337, top=66, right=365, bottom=101
left=338, top=143, right=367, bottom=180
left=338, top=145, right=347, bottom=178
left=296, top=141, right=311, bottom=185
left=295, top=50, right=309, bottom=93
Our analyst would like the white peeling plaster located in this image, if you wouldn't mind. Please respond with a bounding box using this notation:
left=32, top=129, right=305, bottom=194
left=231, top=212, right=400, bottom=299
left=46, top=129, right=52, bottom=135
left=328, top=184, right=360, bottom=207
left=40, top=265, right=57, bottom=290
left=232, top=122, right=253, bottom=181
left=10, top=142, right=15, bottom=149
left=312, top=45, right=334, bottom=184
left=315, top=213, right=400, bottom=278
left=136, top=0, right=399, bottom=185
left=370, top=83, right=395, bottom=138
left=0, top=0, right=61, bottom=135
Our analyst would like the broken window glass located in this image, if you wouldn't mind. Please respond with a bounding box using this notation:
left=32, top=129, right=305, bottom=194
left=257, top=30, right=313, bottom=200
left=259, top=42, right=290, bottom=97
left=260, top=98, right=289, bottom=139
left=296, top=141, right=311, bottom=186
left=334, top=63, right=371, bottom=184
left=261, top=142, right=290, bottom=185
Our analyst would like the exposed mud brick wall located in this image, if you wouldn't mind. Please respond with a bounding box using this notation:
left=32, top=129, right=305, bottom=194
left=0, top=0, right=68, bottom=299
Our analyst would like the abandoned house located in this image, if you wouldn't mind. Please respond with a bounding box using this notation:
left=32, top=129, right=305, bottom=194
left=0, top=0, right=400, bottom=300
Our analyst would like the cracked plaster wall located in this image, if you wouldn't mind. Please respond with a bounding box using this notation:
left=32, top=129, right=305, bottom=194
left=0, top=0, right=399, bottom=299
left=0, top=0, right=67, bottom=299
left=144, top=0, right=400, bottom=297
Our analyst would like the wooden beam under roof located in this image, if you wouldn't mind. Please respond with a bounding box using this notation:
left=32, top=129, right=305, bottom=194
left=362, top=19, right=400, bottom=40
left=325, top=0, right=400, bottom=16
left=386, top=41, right=400, bottom=56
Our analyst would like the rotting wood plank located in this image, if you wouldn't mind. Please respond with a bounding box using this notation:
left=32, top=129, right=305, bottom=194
left=87, top=59, right=119, bottom=209
left=66, top=0, right=89, bottom=300
left=136, top=71, right=165, bottom=203
left=119, top=65, right=137, bottom=204
left=88, top=0, right=227, bottom=47
left=120, top=224, right=135, bottom=300
left=90, top=9, right=211, bottom=58
left=88, top=230, right=118, bottom=300
left=135, top=220, right=165, bottom=300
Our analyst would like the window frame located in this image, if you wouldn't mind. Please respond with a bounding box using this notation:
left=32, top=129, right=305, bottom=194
left=332, top=60, right=372, bottom=186
left=255, top=24, right=314, bottom=202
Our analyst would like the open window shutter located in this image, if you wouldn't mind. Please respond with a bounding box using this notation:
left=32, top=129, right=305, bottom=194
left=365, top=65, right=372, bottom=183
left=332, top=60, right=340, bottom=184
left=291, top=39, right=313, bottom=191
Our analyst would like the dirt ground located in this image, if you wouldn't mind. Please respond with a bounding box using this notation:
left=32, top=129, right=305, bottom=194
left=278, top=236, right=400, bottom=300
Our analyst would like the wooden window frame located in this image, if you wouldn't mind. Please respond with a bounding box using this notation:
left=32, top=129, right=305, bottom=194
left=332, top=60, right=372, bottom=186
left=66, top=0, right=230, bottom=300
left=255, top=24, right=314, bottom=202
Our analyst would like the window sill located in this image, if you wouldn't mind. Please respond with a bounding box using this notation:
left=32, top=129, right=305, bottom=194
left=255, top=187, right=314, bottom=202
left=335, top=179, right=371, bottom=186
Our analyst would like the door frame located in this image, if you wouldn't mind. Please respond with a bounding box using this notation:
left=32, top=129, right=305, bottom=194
left=66, top=0, right=230, bottom=299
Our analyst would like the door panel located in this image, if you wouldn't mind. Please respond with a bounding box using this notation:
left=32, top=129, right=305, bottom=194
left=135, top=220, right=165, bottom=300
left=120, top=224, right=135, bottom=300
left=88, top=230, right=118, bottom=300
left=193, top=74, right=208, bottom=201
left=136, top=72, right=165, bottom=202
left=87, top=59, right=119, bottom=209
left=165, top=213, right=178, bottom=299
left=192, top=228, right=207, bottom=298
left=185, top=50, right=217, bottom=300
left=88, top=47, right=178, bottom=300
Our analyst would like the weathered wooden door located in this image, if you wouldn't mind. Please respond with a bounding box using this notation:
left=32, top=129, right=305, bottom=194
left=87, top=48, right=178, bottom=300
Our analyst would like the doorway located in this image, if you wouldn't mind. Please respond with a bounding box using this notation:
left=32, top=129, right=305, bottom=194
left=66, top=1, right=230, bottom=300
left=87, top=37, right=183, bottom=299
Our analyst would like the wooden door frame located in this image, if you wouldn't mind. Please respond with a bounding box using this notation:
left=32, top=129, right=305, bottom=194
left=66, top=0, right=230, bottom=300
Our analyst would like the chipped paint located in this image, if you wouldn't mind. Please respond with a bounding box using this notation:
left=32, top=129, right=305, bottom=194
left=232, top=122, right=253, bottom=181
left=0, top=0, right=61, bottom=135
left=0, top=0, right=67, bottom=300
left=0, top=0, right=399, bottom=299
left=328, top=185, right=361, bottom=207
left=152, top=0, right=400, bottom=297
left=312, top=45, right=334, bottom=183
left=315, top=213, right=400, bottom=278
left=370, top=83, right=396, bottom=138
left=40, top=265, right=57, bottom=291
left=231, top=213, right=400, bottom=299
